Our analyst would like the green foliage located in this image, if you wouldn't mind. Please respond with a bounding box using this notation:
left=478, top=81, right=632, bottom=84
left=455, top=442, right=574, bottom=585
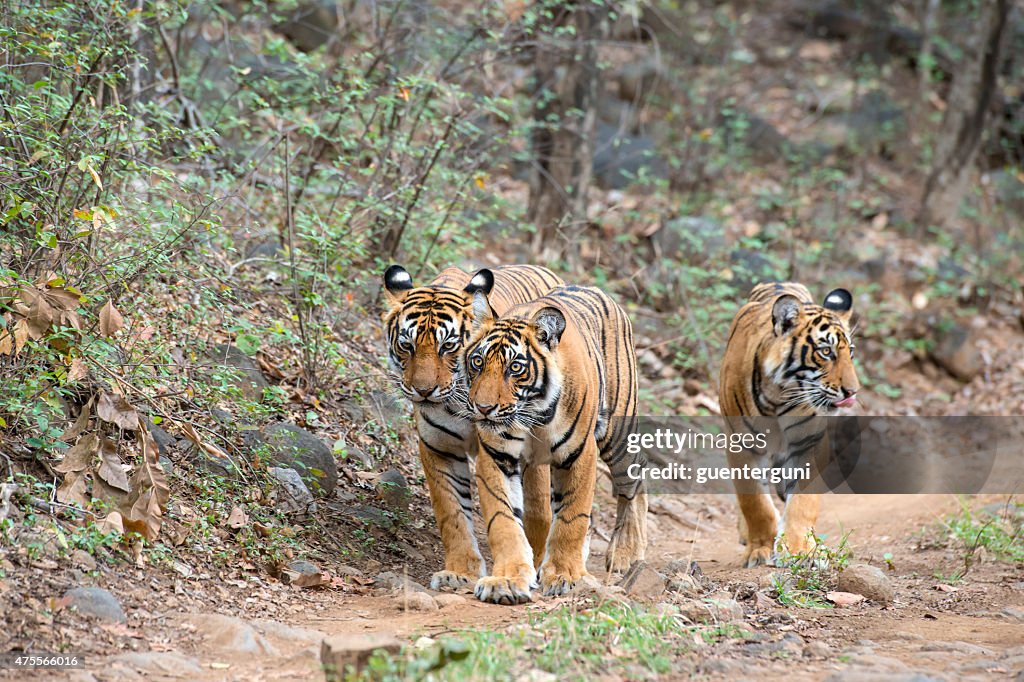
left=770, top=533, right=853, bottom=609
left=938, top=497, right=1024, bottom=581
left=358, top=601, right=689, bottom=681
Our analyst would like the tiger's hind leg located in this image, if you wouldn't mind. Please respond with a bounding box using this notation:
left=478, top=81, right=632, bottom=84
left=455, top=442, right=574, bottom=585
left=605, top=489, right=648, bottom=574
left=777, top=493, right=820, bottom=560
left=418, top=441, right=485, bottom=591
left=522, top=461, right=552, bottom=569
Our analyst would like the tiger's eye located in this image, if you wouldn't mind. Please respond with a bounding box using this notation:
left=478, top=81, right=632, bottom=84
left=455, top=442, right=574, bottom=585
left=509, top=361, right=525, bottom=375
left=470, top=354, right=483, bottom=369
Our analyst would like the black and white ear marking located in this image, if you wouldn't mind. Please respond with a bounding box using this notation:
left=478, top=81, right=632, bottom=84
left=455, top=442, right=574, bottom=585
left=464, top=268, right=495, bottom=296
left=384, top=265, right=414, bottom=293
left=532, top=306, right=566, bottom=350
left=771, top=294, right=801, bottom=336
left=823, top=288, right=853, bottom=313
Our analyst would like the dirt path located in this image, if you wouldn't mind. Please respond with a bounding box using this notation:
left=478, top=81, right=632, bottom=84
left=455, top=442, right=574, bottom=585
left=37, top=493, right=1021, bottom=682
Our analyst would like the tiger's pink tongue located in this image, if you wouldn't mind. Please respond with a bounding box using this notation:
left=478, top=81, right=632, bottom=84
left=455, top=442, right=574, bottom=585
left=834, top=395, right=857, bottom=408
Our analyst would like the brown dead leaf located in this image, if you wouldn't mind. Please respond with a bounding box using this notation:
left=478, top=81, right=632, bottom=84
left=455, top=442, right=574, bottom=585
left=826, top=591, right=867, bottom=607
left=13, top=318, right=29, bottom=354
left=99, top=300, right=124, bottom=338
left=97, top=392, right=139, bottom=431
left=225, top=506, right=249, bottom=530
left=119, top=424, right=170, bottom=541
left=55, top=470, right=90, bottom=507
left=0, top=330, right=11, bottom=356
left=67, top=358, right=89, bottom=384
left=99, top=511, right=125, bottom=535
left=97, top=436, right=130, bottom=492
left=55, top=433, right=98, bottom=473
left=179, top=422, right=233, bottom=468
left=60, top=397, right=94, bottom=442
left=934, top=584, right=958, bottom=593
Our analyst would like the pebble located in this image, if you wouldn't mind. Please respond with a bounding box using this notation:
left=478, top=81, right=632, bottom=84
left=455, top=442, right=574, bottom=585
left=64, top=587, right=126, bottom=623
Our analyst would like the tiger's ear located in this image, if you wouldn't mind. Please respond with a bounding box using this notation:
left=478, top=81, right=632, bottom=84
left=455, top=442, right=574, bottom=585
left=466, top=269, right=496, bottom=332
left=822, top=288, right=853, bottom=323
left=531, top=306, right=566, bottom=350
left=383, top=265, right=414, bottom=306
left=771, top=294, right=802, bottom=336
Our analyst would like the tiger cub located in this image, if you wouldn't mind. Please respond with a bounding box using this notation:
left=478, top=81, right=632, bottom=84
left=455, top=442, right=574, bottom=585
left=462, top=280, right=647, bottom=604
left=382, top=264, right=563, bottom=590
left=719, top=282, right=859, bottom=567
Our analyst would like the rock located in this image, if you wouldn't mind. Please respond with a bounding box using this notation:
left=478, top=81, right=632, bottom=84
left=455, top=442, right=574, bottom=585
left=280, top=559, right=325, bottom=587
left=653, top=216, right=727, bottom=266
left=822, top=672, right=941, bottom=682
left=805, top=640, right=834, bottom=658
left=70, top=549, right=97, bottom=571
left=837, top=564, right=895, bottom=605
left=920, top=640, right=993, bottom=656
left=575, top=574, right=628, bottom=603
left=729, top=248, right=781, bottom=296
left=145, top=419, right=176, bottom=457
left=188, top=613, right=277, bottom=655
left=618, top=560, right=667, bottom=599
left=322, top=633, right=401, bottom=681
left=433, top=593, right=468, bottom=609
left=592, top=123, right=669, bottom=190
left=397, top=590, right=438, bottom=611
left=64, top=587, right=126, bottom=623
left=200, top=344, right=269, bottom=402
left=269, top=466, right=317, bottom=515
left=1001, top=606, right=1024, bottom=623
left=274, top=0, right=339, bottom=52
left=111, top=652, right=203, bottom=676
left=667, top=574, right=700, bottom=595
left=678, top=597, right=744, bottom=624
left=930, top=322, right=982, bottom=382
left=375, top=571, right=429, bottom=593
left=349, top=504, right=395, bottom=530
left=720, top=108, right=792, bottom=163
left=255, top=423, right=338, bottom=495
left=375, top=469, right=411, bottom=511
left=616, top=59, right=666, bottom=104
left=812, top=89, right=907, bottom=157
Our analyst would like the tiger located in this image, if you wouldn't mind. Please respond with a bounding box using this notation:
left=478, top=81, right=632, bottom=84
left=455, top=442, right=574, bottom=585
left=718, top=282, right=860, bottom=568
left=462, top=279, right=647, bottom=604
left=381, top=264, right=564, bottom=591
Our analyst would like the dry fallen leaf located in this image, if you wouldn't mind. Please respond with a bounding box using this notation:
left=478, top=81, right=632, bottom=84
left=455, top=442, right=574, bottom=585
left=67, top=358, right=89, bottom=383
left=826, top=591, right=867, bottom=607
left=225, top=506, right=249, bottom=530
left=99, top=300, right=124, bottom=338
left=97, top=392, right=140, bottom=431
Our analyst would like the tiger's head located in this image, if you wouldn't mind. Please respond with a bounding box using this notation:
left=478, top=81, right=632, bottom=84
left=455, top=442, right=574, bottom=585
left=463, top=295, right=564, bottom=429
left=765, top=288, right=859, bottom=414
left=381, top=265, right=494, bottom=405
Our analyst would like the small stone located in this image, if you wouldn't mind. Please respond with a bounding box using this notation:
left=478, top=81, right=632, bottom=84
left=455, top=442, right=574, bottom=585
left=375, top=571, right=429, bottom=593
left=70, top=549, right=97, bottom=571
left=920, top=641, right=992, bottom=656
left=187, top=614, right=277, bottom=656
left=433, top=593, right=468, bottom=609
left=930, top=321, right=982, bottom=382
left=111, top=652, right=203, bottom=676
left=281, top=559, right=324, bottom=587
left=837, top=564, right=895, bottom=605
left=269, top=466, right=317, bottom=516
left=322, top=633, right=401, bottom=681
left=667, top=574, right=699, bottom=595
left=805, top=640, right=833, bottom=658
left=256, top=423, right=338, bottom=495
left=678, top=597, right=744, bottom=624
left=375, top=469, right=411, bottom=511
left=618, top=560, right=667, bottom=600
left=64, top=587, right=125, bottom=623
left=398, top=591, right=437, bottom=611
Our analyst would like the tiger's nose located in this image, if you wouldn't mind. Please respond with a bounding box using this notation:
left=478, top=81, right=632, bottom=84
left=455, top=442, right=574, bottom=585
left=476, top=403, right=496, bottom=416
left=842, top=387, right=857, bottom=398
left=414, top=386, right=434, bottom=398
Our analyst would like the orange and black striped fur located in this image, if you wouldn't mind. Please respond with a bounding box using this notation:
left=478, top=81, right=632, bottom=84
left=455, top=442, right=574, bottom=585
left=719, top=282, right=859, bottom=567
left=463, top=279, right=647, bottom=604
left=382, top=264, right=563, bottom=591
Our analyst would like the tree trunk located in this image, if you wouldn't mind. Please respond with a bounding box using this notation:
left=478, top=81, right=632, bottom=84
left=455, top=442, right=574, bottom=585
left=918, top=0, right=1010, bottom=231
left=527, top=2, right=609, bottom=262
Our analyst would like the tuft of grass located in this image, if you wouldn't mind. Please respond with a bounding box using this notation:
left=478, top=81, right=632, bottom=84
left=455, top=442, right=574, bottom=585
left=938, top=497, right=1024, bottom=581
left=770, top=532, right=852, bottom=609
left=358, top=601, right=692, bottom=681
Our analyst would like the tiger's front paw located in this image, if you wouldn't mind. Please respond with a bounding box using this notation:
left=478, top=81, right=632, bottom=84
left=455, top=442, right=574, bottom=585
left=539, top=563, right=590, bottom=597
left=742, top=544, right=774, bottom=568
left=474, top=575, right=533, bottom=605
left=431, top=570, right=477, bottom=592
